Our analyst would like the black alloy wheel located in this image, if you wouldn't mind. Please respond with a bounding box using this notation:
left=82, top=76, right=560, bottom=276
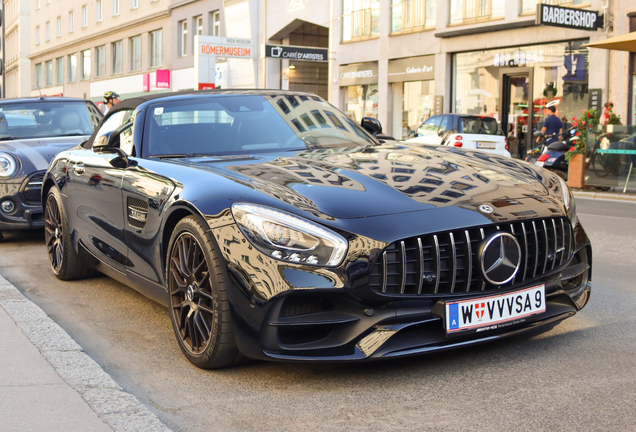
left=45, top=193, right=64, bottom=273
left=43, top=188, right=95, bottom=280
left=167, top=216, right=245, bottom=369
left=169, top=232, right=215, bottom=355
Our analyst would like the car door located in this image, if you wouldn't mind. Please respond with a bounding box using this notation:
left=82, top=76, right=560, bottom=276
left=64, top=109, right=134, bottom=273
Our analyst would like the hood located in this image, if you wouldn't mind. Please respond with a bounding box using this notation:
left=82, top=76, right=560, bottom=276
left=0, top=136, right=87, bottom=174
left=169, top=143, right=556, bottom=220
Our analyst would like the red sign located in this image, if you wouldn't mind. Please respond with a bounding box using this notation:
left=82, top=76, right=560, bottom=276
left=143, top=73, right=150, bottom=92
left=198, top=83, right=216, bottom=90
left=156, top=69, right=170, bottom=89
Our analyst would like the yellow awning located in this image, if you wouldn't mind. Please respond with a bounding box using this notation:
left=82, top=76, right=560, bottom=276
left=584, top=31, right=636, bottom=52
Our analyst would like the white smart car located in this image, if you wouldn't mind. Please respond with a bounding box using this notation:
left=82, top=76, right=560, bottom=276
left=405, top=114, right=511, bottom=157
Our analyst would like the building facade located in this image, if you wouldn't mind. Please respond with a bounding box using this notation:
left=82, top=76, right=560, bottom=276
left=28, top=0, right=172, bottom=102
left=3, top=0, right=32, bottom=98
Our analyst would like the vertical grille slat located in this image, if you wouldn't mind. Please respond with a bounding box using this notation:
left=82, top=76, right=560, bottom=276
left=449, top=233, right=457, bottom=293
left=371, top=217, right=573, bottom=297
left=417, top=238, right=424, bottom=294
left=465, top=230, right=472, bottom=293
left=433, top=235, right=440, bottom=294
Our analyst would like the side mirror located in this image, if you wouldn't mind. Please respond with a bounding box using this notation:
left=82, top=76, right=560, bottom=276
left=361, top=117, right=383, bottom=136
left=93, top=123, right=132, bottom=155
left=92, top=133, right=113, bottom=153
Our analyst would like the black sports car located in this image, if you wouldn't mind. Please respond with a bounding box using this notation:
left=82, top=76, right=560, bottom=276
left=42, top=91, right=591, bottom=369
left=0, top=97, right=102, bottom=241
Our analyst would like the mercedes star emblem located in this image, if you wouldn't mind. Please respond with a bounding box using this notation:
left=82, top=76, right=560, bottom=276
left=480, top=232, right=521, bottom=285
left=479, top=204, right=495, bottom=214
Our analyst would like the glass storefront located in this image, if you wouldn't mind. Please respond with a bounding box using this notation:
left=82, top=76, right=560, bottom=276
left=402, top=80, right=435, bottom=139
left=453, top=40, right=589, bottom=158
left=345, top=84, right=379, bottom=122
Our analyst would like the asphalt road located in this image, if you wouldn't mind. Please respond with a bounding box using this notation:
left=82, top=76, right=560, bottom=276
left=1, top=197, right=635, bottom=431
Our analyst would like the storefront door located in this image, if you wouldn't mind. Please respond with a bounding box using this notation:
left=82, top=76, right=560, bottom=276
left=500, top=68, right=534, bottom=159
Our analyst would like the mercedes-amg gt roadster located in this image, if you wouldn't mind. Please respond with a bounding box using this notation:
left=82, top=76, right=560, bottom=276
left=42, top=91, right=592, bottom=369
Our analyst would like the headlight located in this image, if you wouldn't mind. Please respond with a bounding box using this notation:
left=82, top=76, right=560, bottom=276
left=557, top=175, right=576, bottom=222
left=0, top=152, right=18, bottom=178
left=232, top=203, right=348, bottom=267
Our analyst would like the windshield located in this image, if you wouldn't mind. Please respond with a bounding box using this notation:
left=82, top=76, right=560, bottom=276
left=458, top=117, right=502, bottom=136
left=0, top=101, right=101, bottom=140
left=144, top=95, right=377, bottom=157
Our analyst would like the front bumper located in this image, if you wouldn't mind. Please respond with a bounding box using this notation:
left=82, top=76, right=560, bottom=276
left=0, top=173, right=45, bottom=231
left=226, top=225, right=592, bottom=363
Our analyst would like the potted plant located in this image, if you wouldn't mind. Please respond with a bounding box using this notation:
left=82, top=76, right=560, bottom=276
left=566, top=108, right=600, bottom=188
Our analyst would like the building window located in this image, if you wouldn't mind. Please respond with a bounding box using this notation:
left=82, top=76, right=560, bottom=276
left=82, top=5, right=88, bottom=27
left=46, top=0, right=50, bottom=5
left=113, top=0, right=120, bottom=16
left=56, top=57, right=64, bottom=85
left=57, top=17, right=62, bottom=37
left=342, top=0, right=380, bottom=41
left=450, top=0, right=505, bottom=24
left=131, top=0, right=138, bottom=9
left=130, top=35, right=142, bottom=71
left=36, top=0, right=40, bottom=10
left=97, top=0, right=103, bottom=21
left=96, top=45, right=106, bottom=77
left=112, top=40, right=123, bottom=74
left=212, top=10, right=220, bottom=36
left=68, top=53, right=77, bottom=82
left=45, top=60, right=53, bottom=86
left=149, top=29, right=162, bottom=68
left=45, top=21, right=50, bottom=41
left=35, top=63, right=42, bottom=88
left=391, top=0, right=435, bottom=33
left=179, top=21, right=187, bottom=57
left=35, top=26, right=40, bottom=45
left=81, top=49, right=91, bottom=80
left=522, top=1, right=588, bottom=14
left=193, top=15, right=203, bottom=54
left=69, top=11, right=74, bottom=32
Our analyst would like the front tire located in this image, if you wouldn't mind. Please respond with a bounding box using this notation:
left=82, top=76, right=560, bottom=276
left=44, top=188, right=94, bottom=280
left=167, top=216, right=245, bottom=369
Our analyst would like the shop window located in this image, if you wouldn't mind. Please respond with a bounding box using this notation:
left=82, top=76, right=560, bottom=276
left=450, top=0, right=504, bottom=24
left=391, top=0, right=435, bottom=33
left=345, top=84, right=378, bottom=121
left=402, top=80, right=435, bottom=139
left=521, top=0, right=589, bottom=15
left=342, top=0, right=380, bottom=41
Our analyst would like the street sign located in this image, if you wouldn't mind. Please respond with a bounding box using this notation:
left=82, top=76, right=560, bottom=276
left=194, top=36, right=253, bottom=90
left=264, top=45, right=328, bottom=62
left=434, top=96, right=444, bottom=116
left=536, top=4, right=604, bottom=31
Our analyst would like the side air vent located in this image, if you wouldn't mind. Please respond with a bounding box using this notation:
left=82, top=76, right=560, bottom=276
left=127, top=197, right=148, bottom=229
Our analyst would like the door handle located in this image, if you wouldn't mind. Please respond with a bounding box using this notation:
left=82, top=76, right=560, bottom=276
left=72, top=162, right=85, bottom=175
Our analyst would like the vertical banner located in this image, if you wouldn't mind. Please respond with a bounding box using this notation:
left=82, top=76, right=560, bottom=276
left=589, top=88, right=602, bottom=111
left=434, top=95, right=444, bottom=116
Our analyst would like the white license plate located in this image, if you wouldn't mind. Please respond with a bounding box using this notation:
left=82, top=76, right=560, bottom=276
left=535, top=161, right=545, bottom=167
left=476, top=142, right=497, bottom=149
left=445, top=285, right=546, bottom=334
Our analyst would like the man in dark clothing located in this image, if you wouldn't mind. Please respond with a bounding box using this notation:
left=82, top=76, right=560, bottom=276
left=537, top=106, right=563, bottom=145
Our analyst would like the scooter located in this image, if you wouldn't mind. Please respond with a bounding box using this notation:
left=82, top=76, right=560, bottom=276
left=529, top=127, right=578, bottom=180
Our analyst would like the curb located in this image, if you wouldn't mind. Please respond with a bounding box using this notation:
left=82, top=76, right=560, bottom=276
left=573, top=190, right=636, bottom=203
left=0, top=274, right=171, bottom=432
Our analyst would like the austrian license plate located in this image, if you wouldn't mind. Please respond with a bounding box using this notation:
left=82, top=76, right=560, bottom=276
left=445, top=285, right=546, bottom=335
left=535, top=161, right=545, bottom=167
left=476, top=142, right=497, bottom=149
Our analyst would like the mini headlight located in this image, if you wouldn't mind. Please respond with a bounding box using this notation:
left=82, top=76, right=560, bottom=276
left=232, top=203, right=348, bottom=267
left=0, top=152, right=18, bottom=178
left=557, top=175, right=576, bottom=222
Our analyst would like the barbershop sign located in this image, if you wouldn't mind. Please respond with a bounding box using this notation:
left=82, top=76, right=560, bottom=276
left=536, top=4, right=604, bottom=31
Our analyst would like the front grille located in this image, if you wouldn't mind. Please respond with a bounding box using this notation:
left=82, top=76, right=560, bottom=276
left=21, top=171, right=46, bottom=206
left=369, top=217, right=573, bottom=296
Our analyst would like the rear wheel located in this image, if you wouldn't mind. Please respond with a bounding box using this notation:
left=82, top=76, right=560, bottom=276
left=44, top=188, right=95, bottom=280
left=167, top=216, right=245, bottom=369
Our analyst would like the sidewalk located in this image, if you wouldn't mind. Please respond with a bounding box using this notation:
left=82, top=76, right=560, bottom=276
left=572, top=187, right=636, bottom=203
left=0, top=274, right=171, bottom=432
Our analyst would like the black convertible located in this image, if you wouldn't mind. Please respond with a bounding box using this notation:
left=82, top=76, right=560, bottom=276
left=42, top=91, right=592, bottom=369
